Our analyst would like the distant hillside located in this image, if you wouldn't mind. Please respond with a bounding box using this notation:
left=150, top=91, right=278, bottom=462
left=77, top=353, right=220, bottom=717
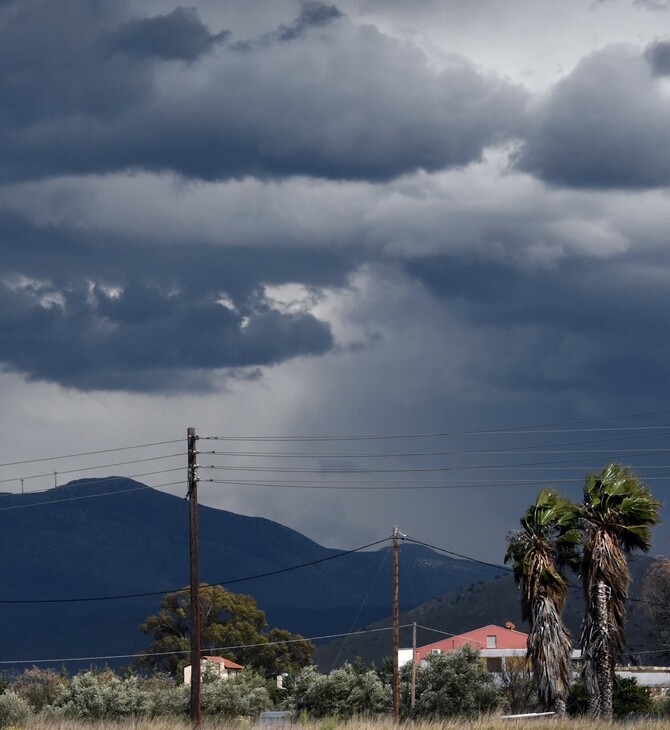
left=0, top=478, right=504, bottom=673
left=313, top=554, right=658, bottom=670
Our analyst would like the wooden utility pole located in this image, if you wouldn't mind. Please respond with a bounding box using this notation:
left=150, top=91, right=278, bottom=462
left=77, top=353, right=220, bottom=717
left=411, top=621, right=417, bottom=710
left=392, top=525, right=401, bottom=721
left=187, top=427, right=201, bottom=729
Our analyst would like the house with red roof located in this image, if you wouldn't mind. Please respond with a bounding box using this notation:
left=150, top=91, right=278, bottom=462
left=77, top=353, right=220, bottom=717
left=183, top=655, right=245, bottom=685
left=411, top=624, right=529, bottom=673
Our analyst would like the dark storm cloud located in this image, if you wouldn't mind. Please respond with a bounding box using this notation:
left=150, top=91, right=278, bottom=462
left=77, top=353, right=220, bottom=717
left=515, top=45, right=670, bottom=188
left=105, top=7, right=229, bottom=61
left=0, top=209, right=361, bottom=391
left=0, top=0, right=526, bottom=183
left=645, top=40, right=670, bottom=75
left=403, top=250, right=670, bottom=399
left=276, top=1, right=343, bottom=42
left=0, top=1, right=150, bottom=125
left=0, top=281, right=332, bottom=392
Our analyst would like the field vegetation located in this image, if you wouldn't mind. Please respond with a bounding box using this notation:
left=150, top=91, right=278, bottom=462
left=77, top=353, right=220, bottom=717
left=3, top=717, right=670, bottom=729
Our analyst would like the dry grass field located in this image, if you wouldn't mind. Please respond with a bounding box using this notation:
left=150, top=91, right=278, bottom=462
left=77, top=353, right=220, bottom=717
left=8, top=718, right=670, bottom=730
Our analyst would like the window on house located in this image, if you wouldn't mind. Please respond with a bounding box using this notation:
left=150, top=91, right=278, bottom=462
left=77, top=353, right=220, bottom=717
left=486, top=635, right=497, bottom=648
left=486, top=657, right=502, bottom=672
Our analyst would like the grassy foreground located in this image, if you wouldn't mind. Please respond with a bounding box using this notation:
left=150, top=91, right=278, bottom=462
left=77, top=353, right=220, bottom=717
left=8, top=718, right=670, bottom=730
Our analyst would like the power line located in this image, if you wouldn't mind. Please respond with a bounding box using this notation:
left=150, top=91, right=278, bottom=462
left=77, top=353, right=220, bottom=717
left=200, top=459, right=670, bottom=474
left=0, top=478, right=185, bottom=513
left=202, top=472, right=670, bottom=490
left=201, top=435, right=670, bottom=459
left=0, top=624, right=410, bottom=666
left=0, top=538, right=388, bottom=604
left=403, top=536, right=513, bottom=575
left=0, top=453, right=184, bottom=486
left=199, top=409, right=670, bottom=442
left=0, top=439, right=184, bottom=468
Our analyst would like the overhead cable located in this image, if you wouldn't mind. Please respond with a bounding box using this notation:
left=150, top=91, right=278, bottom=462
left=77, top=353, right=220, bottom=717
left=0, top=538, right=388, bottom=604
left=0, top=439, right=183, bottom=468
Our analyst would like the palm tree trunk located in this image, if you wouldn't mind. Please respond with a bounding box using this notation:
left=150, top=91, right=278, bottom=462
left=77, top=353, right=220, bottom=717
left=554, top=696, right=566, bottom=718
left=595, top=578, right=613, bottom=720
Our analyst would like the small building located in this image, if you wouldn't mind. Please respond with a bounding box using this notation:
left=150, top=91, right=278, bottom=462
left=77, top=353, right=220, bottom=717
left=415, top=624, right=529, bottom=672
left=183, top=656, right=244, bottom=685
left=616, top=667, right=670, bottom=688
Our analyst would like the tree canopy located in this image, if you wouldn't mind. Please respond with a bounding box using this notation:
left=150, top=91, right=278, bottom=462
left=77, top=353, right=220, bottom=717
left=139, top=584, right=313, bottom=678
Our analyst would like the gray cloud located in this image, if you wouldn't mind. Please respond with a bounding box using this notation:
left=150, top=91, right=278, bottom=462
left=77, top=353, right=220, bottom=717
left=0, top=1, right=149, bottom=125
left=645, top=40, right=670, bottom=75
left=0, top=1, right=526, bottom=183
left=634, top=0, right=670, bottom=9
left=0, top=208, right=362, bottom=391
left=0, top=279, right=333, bottom=392
left=403, top=249, right=670, bottom=403
left=276, top=1, right=344, bottom=42
left=1, top=0, right=670, bottom=576
left=105, top=7, right=229, bottom=61
left=514, top=45, right=670, bottom=188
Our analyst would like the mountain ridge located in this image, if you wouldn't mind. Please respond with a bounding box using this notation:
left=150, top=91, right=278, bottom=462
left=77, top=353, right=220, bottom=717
left=0, top=477, right=504, bottom=672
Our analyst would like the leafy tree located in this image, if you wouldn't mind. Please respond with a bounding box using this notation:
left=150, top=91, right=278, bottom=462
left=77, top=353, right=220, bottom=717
left=291, top=663, right=391, bottom=719
left=139, top=584, right=313, bottom=678
left=579, top=464, right=661, bottom=719
left=505, top=488, right=580, bottom=716
left=400, top=646, right=502, bottom=719
left=642, top=556, right=670, bottom=659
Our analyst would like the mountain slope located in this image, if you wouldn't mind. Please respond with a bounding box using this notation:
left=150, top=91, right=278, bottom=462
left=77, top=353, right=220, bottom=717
left=313, top=554, right=658, bottom=670
left=0, top=477, right=503, bottom=672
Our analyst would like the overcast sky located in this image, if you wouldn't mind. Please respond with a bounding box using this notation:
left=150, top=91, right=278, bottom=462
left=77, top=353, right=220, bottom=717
left=2, top=0, right=670, bottom=564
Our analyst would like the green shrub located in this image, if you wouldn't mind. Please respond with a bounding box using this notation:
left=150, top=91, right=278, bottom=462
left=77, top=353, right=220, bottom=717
left=401, top=646, right=503, bottom=719
left=291, top=663, right=391, bottom=719
left=568, top=676, right=656, bottom=718
left=147, top=683, right=190, bottom=717
left=202, top=671, right=272, bottom=718
left=0, top=691, right=33, bottom=728
left=49, top=670, right=150, bottom=719
left=612, top=676, right=655, bottom=718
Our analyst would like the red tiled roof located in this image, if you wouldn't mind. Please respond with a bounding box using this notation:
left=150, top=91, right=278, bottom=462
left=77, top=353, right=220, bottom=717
left=415, top=624, right=528, bottom=663
left=201, top=656, right=244, bottom=670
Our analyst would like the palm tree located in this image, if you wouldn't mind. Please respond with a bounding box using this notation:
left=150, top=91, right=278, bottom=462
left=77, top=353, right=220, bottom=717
left=505, top=489, right=580, bottom=716
left=579, top=464, right=661, bottom=719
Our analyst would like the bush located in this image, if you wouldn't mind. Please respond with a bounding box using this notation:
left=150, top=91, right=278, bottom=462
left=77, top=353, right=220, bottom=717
left=0, top=691, right=33, bottom=728
left=567, top=678, right=589, bottom=715
left=612, top=676, right=655, bottom=718
left=401, top=645, right=503, bottom=719
left=291, top=663, right=391, bottom=719
left=148, top=683, right=190, bottom=717
left=11, top=666, right=67, bottom=711
left=49, top=670, right=150, bottom=719
left=498, top=662, right=541, bottom=715
left=202, top=672, right=272, bottom=718
left=568, top=676, right=656, bottom=718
